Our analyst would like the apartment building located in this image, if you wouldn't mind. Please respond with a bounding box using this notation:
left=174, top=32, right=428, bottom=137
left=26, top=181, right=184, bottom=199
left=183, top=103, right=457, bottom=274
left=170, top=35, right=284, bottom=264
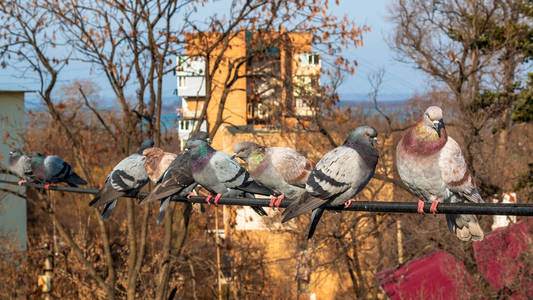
left=175, top=30, right=321, bottom=150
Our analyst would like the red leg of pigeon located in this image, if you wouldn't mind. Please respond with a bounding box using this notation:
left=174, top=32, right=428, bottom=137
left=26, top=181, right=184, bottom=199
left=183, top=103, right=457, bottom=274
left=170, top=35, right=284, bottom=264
left=213, top=193, right=222, bottom=206
left=430, top=200, right=439, bottom=216
left=269, top=196, right=276, bottom=208
left=344, top=198, right=356, bottom=208
left=17, top=180, right=27, bottom=186
left=187, top=192, right=194, bottom=199
left=417, top=199, right=425, bottom=214
left=44, top=183, right=53, bottom=189
left=275, top=194, right=285, bottom=208
left=205, top=194, right=213, bottom=205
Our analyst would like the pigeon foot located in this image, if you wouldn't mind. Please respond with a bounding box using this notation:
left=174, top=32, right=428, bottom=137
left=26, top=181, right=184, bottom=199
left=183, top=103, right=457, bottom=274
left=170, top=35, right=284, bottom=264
left=213, top=193, right=222, bottom=206
left=44, top=183, right=53, bottom=189
left=430, top=200, right=439, bottom=216
left=344, top=198, right=356, bottom=208
left=275, top=194, right=285, bottom=208
left=269, top=196, right=277, bottom=208
left=205, top=194, right=213, bottom=205
left=187, top=192, right=195, bottom=199
left=417, top=199, right=425, bottom=214
left=17, top=180, right=27, bottom=186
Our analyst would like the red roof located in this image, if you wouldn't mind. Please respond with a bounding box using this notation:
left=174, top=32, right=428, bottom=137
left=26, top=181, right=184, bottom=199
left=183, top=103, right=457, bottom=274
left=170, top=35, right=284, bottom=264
left=377, top=250, right=476, bottom=300
left=377, top=218, right=533, bottom=299
left=473, top=218, right=533, bottom=298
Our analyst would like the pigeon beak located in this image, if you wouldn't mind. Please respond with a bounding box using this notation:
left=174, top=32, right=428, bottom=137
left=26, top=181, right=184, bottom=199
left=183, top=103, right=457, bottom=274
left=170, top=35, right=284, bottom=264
left=433, top=120, right=445, bottom=137
left=231, top=153, right=237, bottom=159
left=373, top=137, right=379, bottom=145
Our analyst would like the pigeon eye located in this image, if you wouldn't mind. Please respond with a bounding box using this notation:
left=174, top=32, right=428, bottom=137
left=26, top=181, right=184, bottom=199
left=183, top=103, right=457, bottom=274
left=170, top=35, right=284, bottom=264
left=365, top=132, right=370, bottom=136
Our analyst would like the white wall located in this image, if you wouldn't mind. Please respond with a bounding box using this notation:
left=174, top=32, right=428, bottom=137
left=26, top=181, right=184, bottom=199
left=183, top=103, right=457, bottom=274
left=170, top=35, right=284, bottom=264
left=0, top=91, right=27, bottom=251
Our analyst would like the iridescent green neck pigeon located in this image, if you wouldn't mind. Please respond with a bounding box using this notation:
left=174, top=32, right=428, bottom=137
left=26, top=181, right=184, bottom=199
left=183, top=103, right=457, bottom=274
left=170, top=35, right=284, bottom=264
left=282, top=126, right=379, bottom=239
left=185, top=138, right=274, bottom=216
left=27, top=152, right=87, bottom=189
left=140, top=131, right=210, bottom=223
left=396, top=106, right=484, bottom=241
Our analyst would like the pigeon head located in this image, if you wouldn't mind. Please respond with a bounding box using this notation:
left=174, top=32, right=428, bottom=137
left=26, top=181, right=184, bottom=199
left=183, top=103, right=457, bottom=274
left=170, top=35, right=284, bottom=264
left=345, top=126, right=379, bottom=147
left=137, top=139, right=155, bottom=154
left=233, top=142, right=261, bottom=160
left=9, top=149, right=23, bottom=159
left=185, top=139, right=212, bottom=159
left=423, top=106, right=445, bottom=137
left=189, top=131, right=211, bottom=144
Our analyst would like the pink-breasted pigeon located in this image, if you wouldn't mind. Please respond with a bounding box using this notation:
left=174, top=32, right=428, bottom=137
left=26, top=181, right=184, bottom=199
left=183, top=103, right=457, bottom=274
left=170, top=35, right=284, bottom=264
left=396, top=106, right=484, bottom=241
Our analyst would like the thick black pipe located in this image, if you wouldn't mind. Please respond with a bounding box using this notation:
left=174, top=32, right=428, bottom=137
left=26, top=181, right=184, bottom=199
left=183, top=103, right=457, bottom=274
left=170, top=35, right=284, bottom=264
left=1, top=179, right=533, bottom=216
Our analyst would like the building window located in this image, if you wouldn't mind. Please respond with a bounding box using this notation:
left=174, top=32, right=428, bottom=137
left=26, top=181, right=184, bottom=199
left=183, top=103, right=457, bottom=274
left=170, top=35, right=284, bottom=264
left=309, top=54, right=319, bottom=65
left=178, top=76, right=187, bottom=88
left=185, top=120, right=189, bottom=130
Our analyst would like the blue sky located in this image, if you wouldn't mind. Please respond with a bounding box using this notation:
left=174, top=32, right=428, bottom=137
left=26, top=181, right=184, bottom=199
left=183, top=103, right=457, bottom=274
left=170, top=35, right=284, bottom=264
left=1, top=0, right=429, bottom=107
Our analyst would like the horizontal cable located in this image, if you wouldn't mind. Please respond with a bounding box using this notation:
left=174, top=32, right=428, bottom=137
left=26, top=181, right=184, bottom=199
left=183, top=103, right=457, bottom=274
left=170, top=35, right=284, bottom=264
left=1, top=179, right=532, bottom=216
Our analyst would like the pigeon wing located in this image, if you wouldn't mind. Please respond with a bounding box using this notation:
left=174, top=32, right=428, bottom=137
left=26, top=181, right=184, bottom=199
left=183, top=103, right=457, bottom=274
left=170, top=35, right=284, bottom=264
left=439, top=137, right=483, bottom=203
left=269, top=147, right=314, bottom=187
left=306, top=146, right=356, bottom=199
left=212, top=151, right=251, bottom=189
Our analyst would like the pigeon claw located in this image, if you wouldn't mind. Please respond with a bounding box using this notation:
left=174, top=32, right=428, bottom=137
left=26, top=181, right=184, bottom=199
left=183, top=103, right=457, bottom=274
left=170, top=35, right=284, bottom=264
left=430, top=200, right=439, bottom=216
left=17, top=180, right=27, bottom=186
left=275, top=194, right=285, bottom=208
left=205, top=194, right=213, bottom=205
left=214, top=194, right=222, bottom=206
left=187, top=191, right=196, bottom=199
left=269, top=196, right=276, bottom=208
left=44, top=184, right=53, bottom=189
left=417, top=199, right=425, bottom=214
left=344, top=198, right=356, bottom=208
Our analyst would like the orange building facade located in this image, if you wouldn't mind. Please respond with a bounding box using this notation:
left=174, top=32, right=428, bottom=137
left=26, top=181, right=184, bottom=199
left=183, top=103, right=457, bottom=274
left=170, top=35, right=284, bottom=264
left=175, top=30, right=320, bottom=151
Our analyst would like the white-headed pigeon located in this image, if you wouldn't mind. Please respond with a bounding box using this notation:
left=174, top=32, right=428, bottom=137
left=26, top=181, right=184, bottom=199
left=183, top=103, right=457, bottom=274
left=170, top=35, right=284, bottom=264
left=396, top=106, right=484, bottom=241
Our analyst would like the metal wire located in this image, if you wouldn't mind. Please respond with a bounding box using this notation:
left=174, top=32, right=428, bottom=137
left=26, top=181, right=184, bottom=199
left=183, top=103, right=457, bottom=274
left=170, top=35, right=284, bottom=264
left=1, top=178, right=533, bottom=216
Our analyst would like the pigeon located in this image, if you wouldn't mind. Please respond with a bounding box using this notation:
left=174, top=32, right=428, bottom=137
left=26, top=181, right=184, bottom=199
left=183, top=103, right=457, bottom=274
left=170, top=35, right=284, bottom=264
left=27, top=152, right=87, bottom=188
left=233, top=142, right=314, bottom=208
left=140, top=131, right=210, bottom=224
left=185, top=138, right=274, bottom=216
left=141, top=147, right=179, bottom=224
left=7, top=149, right=32, bottom=185
left=143, top=147, right=178, bottom=183
left=282, top=126, right=379, bottom=239
left=396, top=106, right=484, bottom=241
left=89, top=139, right=154, bottom=221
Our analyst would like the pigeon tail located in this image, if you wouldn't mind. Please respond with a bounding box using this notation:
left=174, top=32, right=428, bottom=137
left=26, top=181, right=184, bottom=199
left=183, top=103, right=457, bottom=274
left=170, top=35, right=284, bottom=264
left=66, top=172, right=88, bottom=186
left=156, top=198, right=170, bottom=225
left=100, top=199, right=118, bottom=221
left=237, top=181, right=274, bottom=196
left=307, top=207, right=324, bottom=239
left=281, top=192, right=327, bottom=223
left=251, top=206, right=268, bottom=216
left=90, top=185, right=124, bottom=207
left=446, top=214, right=484, bottom=241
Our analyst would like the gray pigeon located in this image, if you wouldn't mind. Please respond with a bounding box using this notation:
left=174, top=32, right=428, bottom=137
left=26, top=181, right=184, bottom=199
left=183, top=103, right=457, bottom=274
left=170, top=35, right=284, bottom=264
left=282, top=126, right=379, bottom=239
left=140, top=131, right=209, bottom=224
left=185, top=139, right=274, bottom=216
left=28, top=152, right=87, bottom=188
left=89, top=139, right=154, bottom=221
left=8, top=149, right=32, bottom=185
left=396, top=106, right=484, bottom=241
left=233, top=142, right=315, bottom=208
